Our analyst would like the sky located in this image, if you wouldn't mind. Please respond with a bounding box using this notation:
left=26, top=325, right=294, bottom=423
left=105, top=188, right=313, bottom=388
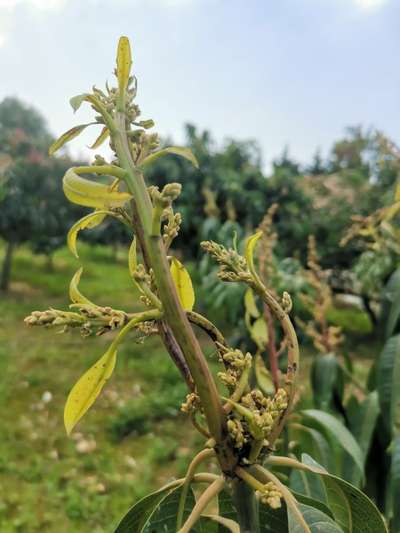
left=0, top=0, right=399, bottom=170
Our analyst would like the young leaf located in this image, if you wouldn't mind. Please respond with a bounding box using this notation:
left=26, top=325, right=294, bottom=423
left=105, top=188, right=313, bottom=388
left=67, top=210, right=111, bottom=258
left=64, top=347, right=117, bottom=435
left=244, top=288, right=260, bottom=318
left=377, top=334, right=400, bottom=436
left=251, top=317, right=269, bottom=349
left=140, top=146, right=199, bottom=169
left=69, top=267, right=95, bottom=306
left=245, top=231, right=262, bottom=277
left=63, top=168, right=132, bottom=209
left=89, top=126, right=109, bottom=149
left=117, top=36, right=132, bottom=93
left=170, top=257, right=195, bottom=311
left=301, top=409, right=364, bottom=480
left=255, top=352, right=274, bottom=395
left=49, top=123, right=94, bottom=155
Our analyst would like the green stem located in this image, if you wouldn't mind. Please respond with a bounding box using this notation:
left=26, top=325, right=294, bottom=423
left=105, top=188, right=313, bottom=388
left=231, top=477, right=260, bottom=533
left=179, top=477, right=225, bottom=533
left=113, top=112, right=236, bottom=473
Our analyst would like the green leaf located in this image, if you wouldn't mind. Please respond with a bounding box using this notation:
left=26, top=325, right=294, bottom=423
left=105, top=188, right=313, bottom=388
left=259, top=500, right=288, bottom=532
left=311, top=354, right=340, bottom=410
left=140, top=146, right=199, bottom=169
left=287, top=503, right=343, bottom=533
left=245, top=288, right=260, bottom=318
left=117, top=36, right=132, bottom=93
left=63, top=168, right=132, bottom=209
left=300, top=454, right=388, bottom=533
left=383, top=268, right=400, bottom=339
left=255, top=352, right=274, bottom=396
left=245, top=231, right=262, bottom=278
left=67, top=211, right=110, bottom=259
left=292, top=424, right=334, bottom=474
left=301, top=410, right=364, bottom=481
left=170, top=257, right=195, bottom=311
left=88, top=126, right=109, bottom=149
left=69, top=267, right=95, bottom=306
left=391, top=436, right=400, bottom=532
left=64, top=346, right=117, bottom=435
left=345, top=392, right=380, bottom=486
left=377, top=334, right=400, bottom=436
left=49, top=123, right=94, bottom=155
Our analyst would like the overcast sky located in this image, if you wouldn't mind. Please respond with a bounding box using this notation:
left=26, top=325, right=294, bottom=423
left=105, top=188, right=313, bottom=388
left=0, top=0, right=399, bottom=169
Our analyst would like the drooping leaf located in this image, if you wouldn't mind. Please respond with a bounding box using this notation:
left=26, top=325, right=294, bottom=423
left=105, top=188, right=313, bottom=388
left=311, top=354, right=340, bottom=410
left=67, top=211, right=110, bottom=258
left=245, top=288, right=260, bottom=318
left=64, top=347, right=117, bottom=435
left=301, top=410, right=364, bottom=480
left=377, top=334, right=400, bottom=436
left=140, top=146, right=199, bottom=169
left=69, top=267, right=95, bottom=306
left=245, top=231, right=262, bottom=277
left=300, top=454, right=388, bottom=533
left=89, top=126, right=109, bottom=149
left=63, top=168, right=132, bottom=209
left=251, top=317, right=269, bottom=349
left=170, top=257, right=195, bottom=311
left=391, top=436, right=400, bottom=532
left=117, top=36, right=132, bottom=94
left=49, top=123, right=94, bottom=155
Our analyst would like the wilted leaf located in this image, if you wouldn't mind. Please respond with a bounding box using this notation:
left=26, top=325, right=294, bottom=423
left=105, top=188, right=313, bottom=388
left=69, top=267, right=95, bottom=306
left=67, top=211, right=110, bottom=258
left=170, top=257, right=195, bottom=311
left=117, top=36, right=132, bottom=93
left=89, top=127, right=109, bottom=149
left=63, top=168, right=132, bottom=209
left=64, top=347, right=117, bottom=435
left=140, top=146, right=199, bottom=169
left=49, top=124, right=94, bottom=156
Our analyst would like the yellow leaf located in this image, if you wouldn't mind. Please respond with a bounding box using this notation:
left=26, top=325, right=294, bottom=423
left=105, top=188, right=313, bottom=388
left=255, top=352, right=274, bottom=395
left=63, top=168, right=132, bottom=209
left=251, top=317, right=269, bottom=349
left=140, top=146, right=199, bottom=169
left=49, top=124, right=93, bottom=156
left=64, top=347, right=117, bottom=435
left=128, top=237, right=138, bottom=277
left=117, top=36, right=132, bottom=93
left=67, top=211, right=111, bottom=259
left=244, top=288, right=259, bottom=318
left=245, top=231, right=262, bottom=276
left=170, top=257, right=195, bottom=311
left=69, top=267, right=95, bottom=306
left=88, top=127, right=109, bottom=149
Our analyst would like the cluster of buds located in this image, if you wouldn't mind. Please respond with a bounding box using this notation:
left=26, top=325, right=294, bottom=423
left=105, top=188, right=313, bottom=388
left=128, top=128, right=160, bottom=165
left=181, top=392, right=201, bottom=415
left=227, top=418, right=245, bottom=449
left=200, top=241, right=251, bottom=283
left=217, top=347, right=252, bottom=391
left=24, top=305, right=129, bottom=337
left=149, top=183, right=182, bottom=210
left=257, top=481, right=282, bottom=509
left=163, top=210, right=182, bottom=249
left=257, top=203, right=278, bottom=285
left=227, top=388, right=288, bottom=452
left=134, top=320, right=158, bottom=343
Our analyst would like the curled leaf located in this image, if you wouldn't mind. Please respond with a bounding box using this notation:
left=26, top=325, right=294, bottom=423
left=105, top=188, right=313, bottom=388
left=69, top=267, right=95, bottom=306
left=245, top=231, right=262, bottom=277
left=117, top=36, right=132, bottom=93
left=140, top=146, right=199, bottom=169
left=67, top=211, right=111, bottom=259
left=64, top=347, right=117, bottom=435
left=49, top=124, right=94, bottom=156
left=88, top=127, right=109, bottom=149
left=170, top=257, right=195, bottom=311
left=63, top=168, right=132, bottom=209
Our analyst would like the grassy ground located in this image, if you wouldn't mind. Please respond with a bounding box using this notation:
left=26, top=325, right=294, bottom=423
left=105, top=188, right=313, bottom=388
left=0, top=242, right=379, bottom=531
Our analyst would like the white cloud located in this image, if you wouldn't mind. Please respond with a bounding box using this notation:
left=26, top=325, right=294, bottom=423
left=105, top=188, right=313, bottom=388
left=354, top=0, right=388, bottom=10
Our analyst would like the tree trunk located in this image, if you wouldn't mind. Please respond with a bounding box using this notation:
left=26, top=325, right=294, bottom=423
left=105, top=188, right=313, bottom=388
left=231, top=479, right=260, bottom=533
left=0, top=241, right=14, bottom=292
